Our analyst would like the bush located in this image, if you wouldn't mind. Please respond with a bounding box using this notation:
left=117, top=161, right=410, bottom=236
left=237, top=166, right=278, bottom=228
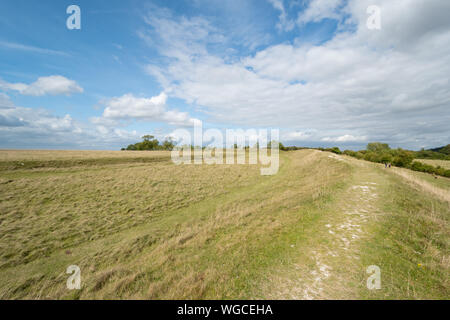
left=124, top=135, right=174, bottom=151
left=343, top=150, right=357, bottom=157
left=410, top=161, right=450, bottom=178
left=380, top=153, right=392, bottom=164
left=323, top=147, right=341, bottom=154
left=411, top=161, right=436, bottom=174
left=392, top=150, right=414, bottom=167
left=367, top=142, right=390, bottom=153
left=355, top=151, right=365, bottom=159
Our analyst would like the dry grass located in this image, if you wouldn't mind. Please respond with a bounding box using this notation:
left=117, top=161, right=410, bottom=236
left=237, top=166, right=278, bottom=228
left=0, top=150, right=171, bottom=171
left=0, top=155, right=261, bottom=271
left=0, top=150, right=170, bottom=161
left=0, top=149, right=448, bottom=299
left=0, top=149, right=351, bottom=299
left=358, top=166, right=450, bottom=299
left=389, top=167, right=450, bottom=202
left=262, top=156, right=450, bottom=300
left=417, top=159, right=450, bottom=170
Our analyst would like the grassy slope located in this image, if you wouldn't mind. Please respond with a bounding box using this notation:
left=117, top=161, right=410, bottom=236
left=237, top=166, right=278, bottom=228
left=263, top=155, right=449, bottom=299
left=359, top=166, right=449, bottom=299
left=0, top=150, right=448, bottom=299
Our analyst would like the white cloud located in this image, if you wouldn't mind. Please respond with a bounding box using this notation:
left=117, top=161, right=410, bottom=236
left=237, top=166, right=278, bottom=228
left=143, top=0, right=450, bottom=149
left=0, top=93, right=15, bottom=109
left=140, top=9, right=224, bottom=61
left=0, top=75, right=83, bottom=96
left=0, top=93, right=142, bottom=149
left=0, top=41, right=68, bottom=56
left=94, top=92, right=199, bottom=127
left=268, top=0, right=295, bottom=31
left=102, top=92, right=167, bottom=120
left=322, top=134, right=367, bottom=142
left=0, top=101, right=80, bottom=133
left=345, top=0, right=450, bottom=51
left=282, top=130, right=314, bottom=141
left=297, top=0, right=344, bottom=25
left=0, top=99, right=82, bottom=145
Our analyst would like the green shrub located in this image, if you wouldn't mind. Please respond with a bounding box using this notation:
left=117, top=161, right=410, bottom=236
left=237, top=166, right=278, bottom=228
left=125, top=135, right=174, bottom=151
left=343, top=150, right=356, bottom=157
left=367, top=142, right=390, bottom=153
left=329, top=147, right=341, bottom=154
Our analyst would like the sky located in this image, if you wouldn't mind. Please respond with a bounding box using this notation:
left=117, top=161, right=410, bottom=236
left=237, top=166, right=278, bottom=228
left=0, top=0, right=449, bottom=150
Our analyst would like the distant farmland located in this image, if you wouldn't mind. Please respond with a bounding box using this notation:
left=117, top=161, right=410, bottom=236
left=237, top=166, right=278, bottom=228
left=417, top=159, right=450, bottom=170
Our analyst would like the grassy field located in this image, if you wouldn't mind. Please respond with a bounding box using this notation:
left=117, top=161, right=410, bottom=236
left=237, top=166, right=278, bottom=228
left=0, top=150, right=448, bottom=299
left=417, top=159, right=450, bottom=170
left=0, top=150, right=170, bottom=171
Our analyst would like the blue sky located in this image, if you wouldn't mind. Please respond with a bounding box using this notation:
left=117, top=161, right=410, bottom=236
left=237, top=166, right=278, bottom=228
left=0, top=0, right=449, bottom=150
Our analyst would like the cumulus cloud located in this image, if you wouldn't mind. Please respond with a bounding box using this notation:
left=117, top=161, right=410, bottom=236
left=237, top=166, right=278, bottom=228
left=322, top=134, right=367, bottom=142
left=297, top=0, right=345, bottom=25
left=0, top=94, right=139, bottom=149
left=143, top=0, right=450, bottom=149
left=94, top=92, right=199, bottom=127
left=0, top=100, right=82, bottom=148
left=0, top=75, right=83, bottom=96
left=282, top=130, right=314, bottom=141
left=0, top=101, right=81, bottom=132
left=0, top=93, right=15, bottom=109
left=5, top=1, right=448, bottom=150
left=102, top=93, right=167, bottom=120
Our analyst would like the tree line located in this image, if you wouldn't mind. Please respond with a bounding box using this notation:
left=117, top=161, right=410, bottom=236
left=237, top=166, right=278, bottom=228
left=121, top=135, right=175, bottom=151
left=323, top=142, right=450, bottom=178
left=123, top=136, right=287, bottom=151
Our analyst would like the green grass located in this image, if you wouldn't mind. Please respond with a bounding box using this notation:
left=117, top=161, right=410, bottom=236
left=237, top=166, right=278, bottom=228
left=0, top=149, right=448, bottom=299
left=255, top=156, right=449, bottom=299
left=358, top=166, right=449, bottom=299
